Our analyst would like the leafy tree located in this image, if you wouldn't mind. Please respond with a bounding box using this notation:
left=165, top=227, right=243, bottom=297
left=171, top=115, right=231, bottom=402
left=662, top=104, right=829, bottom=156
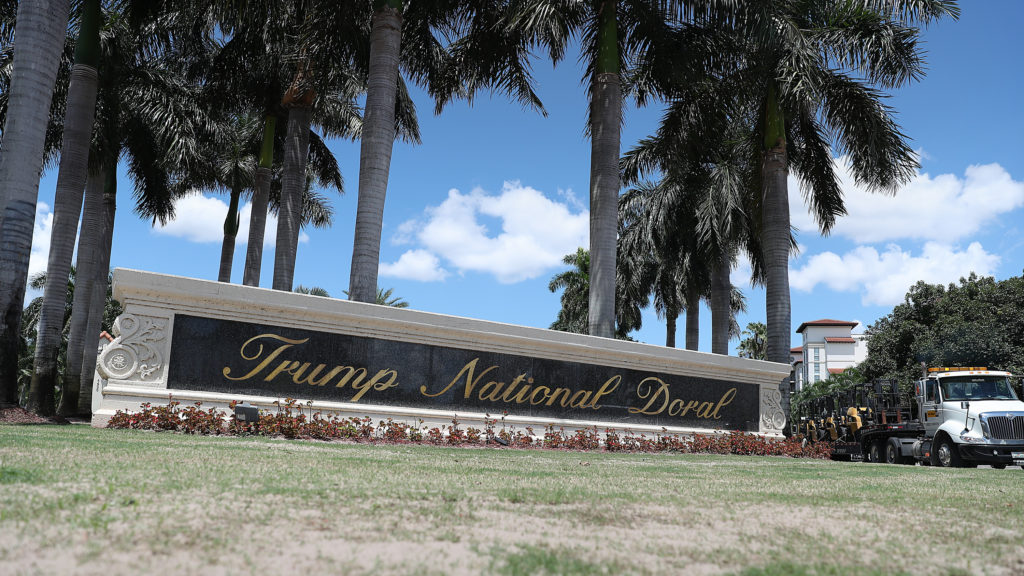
left=737, top=322, right=767, bottom=360
left=862, top=274, right=1024, bottom=387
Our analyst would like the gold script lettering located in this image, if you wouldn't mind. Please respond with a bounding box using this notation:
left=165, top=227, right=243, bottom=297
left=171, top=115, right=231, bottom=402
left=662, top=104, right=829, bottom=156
left=627, top=377, right=668, bottom=415
left=420, top=358, right=498, bottom=398
left=222, top=334, right=310, bottom=381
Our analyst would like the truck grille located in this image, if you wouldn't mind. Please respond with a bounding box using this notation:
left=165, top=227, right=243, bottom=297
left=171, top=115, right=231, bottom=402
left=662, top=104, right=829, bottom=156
left=986, top=415, right=1024, bottom=440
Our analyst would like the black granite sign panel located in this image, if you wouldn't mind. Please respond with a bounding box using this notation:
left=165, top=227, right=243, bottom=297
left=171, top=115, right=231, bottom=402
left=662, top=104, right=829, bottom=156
left=168, top=314, right=760, bottom=431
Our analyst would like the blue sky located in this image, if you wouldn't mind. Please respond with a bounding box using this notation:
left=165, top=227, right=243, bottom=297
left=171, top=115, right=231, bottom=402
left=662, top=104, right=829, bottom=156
left=29, top=1, right=1024, bottom=355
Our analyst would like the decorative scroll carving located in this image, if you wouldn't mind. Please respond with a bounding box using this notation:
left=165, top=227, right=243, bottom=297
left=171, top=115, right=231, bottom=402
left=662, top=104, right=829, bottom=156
left=760, top=388, right=786, bottom=433
left=97, top=313, right=169, bottom=383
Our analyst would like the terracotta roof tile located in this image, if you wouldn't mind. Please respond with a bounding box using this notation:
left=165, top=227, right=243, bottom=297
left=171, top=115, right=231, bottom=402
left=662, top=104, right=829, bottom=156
left=824, top=337, right=856, bottom=343
left=796, top=319, right=858, bottom=333
left=828, top=368, right=846, bottom=374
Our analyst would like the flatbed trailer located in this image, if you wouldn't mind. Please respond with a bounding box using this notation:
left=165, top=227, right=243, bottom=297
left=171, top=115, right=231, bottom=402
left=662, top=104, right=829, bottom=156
left=805, top=368, right=1024, bottom=468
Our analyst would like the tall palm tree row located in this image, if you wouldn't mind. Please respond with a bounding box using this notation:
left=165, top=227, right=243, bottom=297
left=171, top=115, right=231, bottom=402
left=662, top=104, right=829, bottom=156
left=27, top=0, right=103, bottom=416
left=51, top=3, right=211, bottom=416
left=0, top=0, right=73, bottom=404
left=0, top=1, right=959, bottom=417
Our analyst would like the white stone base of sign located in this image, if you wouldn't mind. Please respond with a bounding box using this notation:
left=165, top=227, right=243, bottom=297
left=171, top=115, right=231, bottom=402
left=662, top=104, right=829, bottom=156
left=92, top=269, right=791, bottom=438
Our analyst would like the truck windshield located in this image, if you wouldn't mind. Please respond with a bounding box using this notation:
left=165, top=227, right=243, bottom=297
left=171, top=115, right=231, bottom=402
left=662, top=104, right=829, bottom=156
left=939, top=376, right=1019, bottom=401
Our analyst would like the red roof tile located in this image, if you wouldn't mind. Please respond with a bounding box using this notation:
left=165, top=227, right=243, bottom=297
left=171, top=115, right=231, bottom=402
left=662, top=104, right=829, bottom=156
left=790, top=346, right=803, bottom=353
left=824, top=337, right=856, bottom=343
left=796, top=319, right=858, bottom=333
left=828, top=368, right=846, bottom=374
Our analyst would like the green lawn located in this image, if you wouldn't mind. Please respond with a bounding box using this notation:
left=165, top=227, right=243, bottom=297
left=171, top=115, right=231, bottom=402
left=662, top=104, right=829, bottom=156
left=1, top=425, right=1022, bottom=575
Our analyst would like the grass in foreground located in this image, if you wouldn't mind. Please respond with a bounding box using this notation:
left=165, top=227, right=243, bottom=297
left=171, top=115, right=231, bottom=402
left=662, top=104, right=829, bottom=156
left=1, top=425, right=1022, bottom=575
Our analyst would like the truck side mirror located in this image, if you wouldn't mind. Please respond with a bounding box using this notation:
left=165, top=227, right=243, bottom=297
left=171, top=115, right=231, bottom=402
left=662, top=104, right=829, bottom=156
left=960, top=400, right=970, bottom=410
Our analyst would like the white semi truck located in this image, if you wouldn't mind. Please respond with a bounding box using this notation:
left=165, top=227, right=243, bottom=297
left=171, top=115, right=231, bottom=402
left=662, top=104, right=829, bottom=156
left=826, top=367, right=1024, bottom=468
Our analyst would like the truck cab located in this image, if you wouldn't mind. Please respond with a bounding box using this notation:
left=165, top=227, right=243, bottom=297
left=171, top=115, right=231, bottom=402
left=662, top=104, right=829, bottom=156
left=916, top=367, right=1024, bottom=468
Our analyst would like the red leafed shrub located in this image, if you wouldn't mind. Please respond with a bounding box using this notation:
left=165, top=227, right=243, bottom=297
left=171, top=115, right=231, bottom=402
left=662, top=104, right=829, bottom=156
left=107, top=400, right=832, bottom=460
left=179, top=402, right=224, bottom=435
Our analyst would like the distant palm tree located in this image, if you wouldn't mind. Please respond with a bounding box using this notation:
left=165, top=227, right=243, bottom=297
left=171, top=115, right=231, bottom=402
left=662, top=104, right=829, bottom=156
left=620, top=79, right=759, bottom=354
left=548, top=248, right=640, bottom=340
left=294, top=285, right=331, bottom=297
left=375, top=287, right=408, bottom=308
left=737, top=322, right=767, bottom=361
left=342, top=286, right=409, bottom=308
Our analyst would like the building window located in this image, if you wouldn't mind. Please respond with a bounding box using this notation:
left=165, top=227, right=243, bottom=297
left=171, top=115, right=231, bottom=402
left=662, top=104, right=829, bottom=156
left=813, top=348, right=820, bottom=361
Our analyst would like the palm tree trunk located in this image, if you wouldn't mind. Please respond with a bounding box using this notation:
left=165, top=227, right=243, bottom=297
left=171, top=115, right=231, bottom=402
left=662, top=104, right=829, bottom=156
left=242, top=115, right=276, bottom=287
left=77, top=166, right=116, bottom=415
left=28, top=0, right=102, bottom=415
left=272, top=106, right=311, bottom=291
left=684, top=290, right=700, bottom=351
left=57, top=170, right=105, bottom=417
left=0, top=0, right=72, bottom=404
left=762, top=80, right=792, bottom=418
left=710, top=257, right=731, bottom=355
left=348, top=0, right=403, bottom=304
left=587, top=0, right=620, bottom=339
left=665, top=308, right=677, bottom=348
left=218, top=185, right=242, bottom=282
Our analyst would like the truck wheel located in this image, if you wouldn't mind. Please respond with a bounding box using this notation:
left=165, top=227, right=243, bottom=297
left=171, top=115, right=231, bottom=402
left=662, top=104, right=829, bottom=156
left=868, top=441, right=883, bottom=463
left=885, top=441, right=905, bottom=465
left=935, top=437, right=963, bottom=468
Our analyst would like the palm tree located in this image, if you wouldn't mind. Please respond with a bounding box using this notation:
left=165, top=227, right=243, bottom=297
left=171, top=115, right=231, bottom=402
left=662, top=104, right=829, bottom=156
left=548, top=248, right=641, bottom=340
left=345, top=0, right=547, bottom=304
left=64, top=168, right=115, bottom=415
left=19, top=266, right=121, bottom=410
left=732, top=1, right=956, bottom=367
left=294, top=285, right=330, bottom=297
left=56, top=6, right=210, bottom=415
left=504, top=0, right=732, bottom=338
left=726, top=1, right=956, bottom=422
left=0, top=0, right=73, bottom=404
left=341, top=286, right=410, bottom=308
left=621, top=79, right=758, bottom=354
left=737, top=322, right=767, bottom=360
left=27, top=0, right=107, bottom=416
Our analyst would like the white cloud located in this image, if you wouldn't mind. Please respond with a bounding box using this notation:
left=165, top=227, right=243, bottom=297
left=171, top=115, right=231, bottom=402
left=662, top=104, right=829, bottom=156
left=790, top=242, right=1000, bottom=306
left=790, top=161, right=1024, bottom=243
left=25, top=202, right=55, bottom=299
left=384, top=181, right=589, bottom=284
left=153, top=194, right=308, bottom=246
left=379, top=249, right=449, bottom=282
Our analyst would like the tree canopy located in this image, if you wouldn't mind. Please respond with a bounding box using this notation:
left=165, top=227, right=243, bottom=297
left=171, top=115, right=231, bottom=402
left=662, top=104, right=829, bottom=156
left=862, top=273, right=1024, bottom=386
